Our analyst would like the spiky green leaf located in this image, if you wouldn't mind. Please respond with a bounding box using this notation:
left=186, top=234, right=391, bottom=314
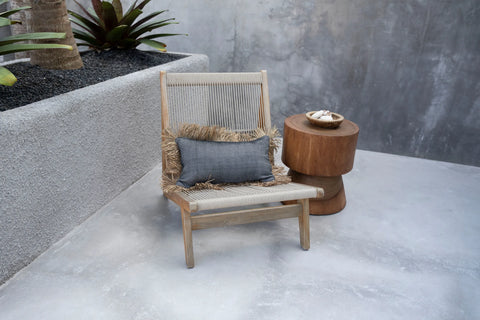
left=0, top=17, right=12, bottom=27
left=71, top=28, right=101, bottom=46
left=112, top=0, right=123, bottom=21
left=138, top=38, right=166, bottom=52
left=117, top=38, right=137, bottom=49
left=0, top=66, right=17, bottom=86
left=86, top=7, right=101, bottom=23
left=0, top=6, right=31, bottom=18
left=101, top=1, right=119, bottom=31
left=130, top=10, right=166, bottom=29
left=0, top=32, right=66, bottom=46
left=123, top=0, right=139, bottom=17
left=72, top=0, right=102, bottom=27
left=106, top=25, right=128, bottom=42
left=130, top=19, right=177, bottom=38
left=140, top=33, right=187, bottom=40
left=0, top=43, right=72, bottom=55
left=68, top=10, right=105, bottom=40
left=75, top=43, right=94, bottom=47
left=91, top=0, right=103, bottom=19
left=119, top=8, right=142, bottom=26
left=136, top=0, right=151, bottom=11
left=68, top=15, right=94, bottom=33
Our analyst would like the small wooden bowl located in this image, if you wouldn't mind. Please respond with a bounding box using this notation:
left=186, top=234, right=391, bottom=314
left=306, top=111, right=344, bottom=129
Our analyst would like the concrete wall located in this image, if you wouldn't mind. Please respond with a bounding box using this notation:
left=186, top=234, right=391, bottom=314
left=76, top=0, right=479, bottom=166
left=0, top=2, right=14, bottom=62
left=0, top=54, right=208, bottom=284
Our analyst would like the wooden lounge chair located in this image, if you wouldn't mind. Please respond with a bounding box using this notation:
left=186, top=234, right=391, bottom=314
left=160, top=70, right=324, bottom=267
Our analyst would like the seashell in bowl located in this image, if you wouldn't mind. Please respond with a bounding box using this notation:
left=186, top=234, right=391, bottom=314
left=306, top=111, right=344, bottom=128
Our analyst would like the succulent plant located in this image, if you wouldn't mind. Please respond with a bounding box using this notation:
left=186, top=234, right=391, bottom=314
left=0, top=0, right=72, bottom=86
left=68, top=0, right=186, bottom=52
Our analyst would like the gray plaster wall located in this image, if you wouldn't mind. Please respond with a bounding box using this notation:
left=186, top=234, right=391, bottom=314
left=0, top=2, right=14, bottom=62
left=0, top=54, right=208, bottom=284
left=90, top=0, right=479, bottom=166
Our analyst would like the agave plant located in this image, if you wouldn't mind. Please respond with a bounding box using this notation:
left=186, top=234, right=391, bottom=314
left=0, top=0, right=73, bottom=86
left=68, top=0, right=186, bottom=52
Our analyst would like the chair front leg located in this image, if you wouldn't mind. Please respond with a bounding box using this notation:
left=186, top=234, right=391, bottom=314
left=298, top=199, right=310, bottom=250
left=181, top=208, right=195, bottom=268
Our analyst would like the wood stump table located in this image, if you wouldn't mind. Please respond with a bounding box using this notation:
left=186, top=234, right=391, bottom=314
left=282, top=114, right=359, bottom=215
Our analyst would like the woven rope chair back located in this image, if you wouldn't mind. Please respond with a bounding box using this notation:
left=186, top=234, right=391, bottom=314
left=160, top=71, right=271, bottom=133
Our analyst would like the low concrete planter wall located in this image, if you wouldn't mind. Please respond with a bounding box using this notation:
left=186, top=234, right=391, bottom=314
left=0, top=53, right=209, bottom=284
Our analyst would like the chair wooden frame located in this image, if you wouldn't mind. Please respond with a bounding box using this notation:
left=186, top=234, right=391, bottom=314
left=160, top=70, right=323, bottom=268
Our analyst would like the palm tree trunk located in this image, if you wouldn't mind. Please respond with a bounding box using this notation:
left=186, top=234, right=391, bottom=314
left=28, top=0, right=83, bottom=69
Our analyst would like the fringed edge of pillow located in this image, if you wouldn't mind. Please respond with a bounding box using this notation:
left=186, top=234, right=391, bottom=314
left=161, top=123, right=291, bottom=193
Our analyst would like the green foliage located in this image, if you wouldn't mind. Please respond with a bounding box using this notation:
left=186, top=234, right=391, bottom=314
left=68, top=0, right=186, bottom=52
left=0, top=0, right=72, bottom=86
left=0, top=33, right=72, bottom=55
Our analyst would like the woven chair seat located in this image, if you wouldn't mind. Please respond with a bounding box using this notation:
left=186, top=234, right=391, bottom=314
left=173, top=183, right=323, bottom=212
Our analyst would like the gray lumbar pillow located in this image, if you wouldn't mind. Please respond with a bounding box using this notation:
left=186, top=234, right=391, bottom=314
left=175, top=135, right=275, bottom=188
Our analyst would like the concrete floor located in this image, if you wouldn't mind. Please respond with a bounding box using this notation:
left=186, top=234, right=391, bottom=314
left=0, top=149, right=479, bottom=320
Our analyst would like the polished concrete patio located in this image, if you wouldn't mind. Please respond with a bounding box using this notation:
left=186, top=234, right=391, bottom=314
left=0, top=149, right=479, bottom=320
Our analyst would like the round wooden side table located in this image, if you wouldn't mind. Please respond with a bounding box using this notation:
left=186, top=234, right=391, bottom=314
left=282, top=114, right=359, bottom=215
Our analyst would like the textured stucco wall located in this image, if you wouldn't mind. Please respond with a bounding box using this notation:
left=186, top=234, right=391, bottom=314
left=0, top=2, right=14, bottom=62
left=0, top=54, right=208, bottom=284
left=80, top=0, right=480, bottom=166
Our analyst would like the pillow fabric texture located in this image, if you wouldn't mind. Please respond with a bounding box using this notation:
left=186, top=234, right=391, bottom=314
left=175, top=136, right=274, bottom=188
left=161, top=123, right=290, bottom=192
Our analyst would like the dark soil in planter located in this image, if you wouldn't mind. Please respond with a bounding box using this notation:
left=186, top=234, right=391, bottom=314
left=0, top=50, right=185, bottom=112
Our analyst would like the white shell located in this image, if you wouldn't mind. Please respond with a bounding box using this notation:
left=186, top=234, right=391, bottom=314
left=312, top=110, right=331, bottom=119
left=319, top=115, right=333, bottom=121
